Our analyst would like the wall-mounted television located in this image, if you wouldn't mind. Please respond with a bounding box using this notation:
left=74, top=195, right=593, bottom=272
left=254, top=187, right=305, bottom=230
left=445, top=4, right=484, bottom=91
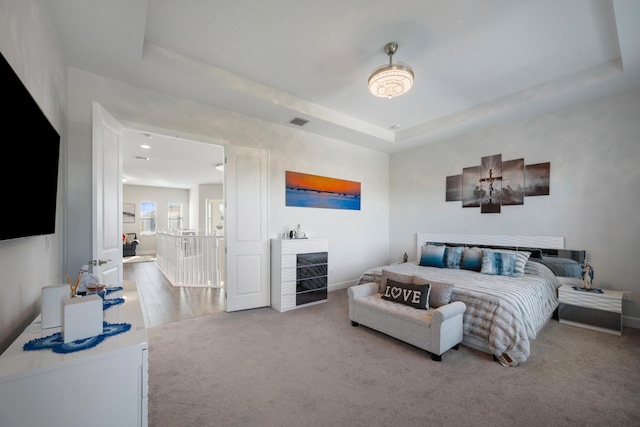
left=1, top=52, right=60, bottom=241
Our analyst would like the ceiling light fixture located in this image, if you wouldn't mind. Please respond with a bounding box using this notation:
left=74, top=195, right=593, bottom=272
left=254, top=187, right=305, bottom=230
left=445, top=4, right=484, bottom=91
left=368, top=42, right=414, bottom=99
left=215, top=163, right=224, bottom=171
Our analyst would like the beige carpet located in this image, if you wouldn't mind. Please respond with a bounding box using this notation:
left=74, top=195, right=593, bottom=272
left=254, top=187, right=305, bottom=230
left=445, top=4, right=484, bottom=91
left=123, top=255, right=156, bottom=264
left=146, top=289, right=640, bottom=427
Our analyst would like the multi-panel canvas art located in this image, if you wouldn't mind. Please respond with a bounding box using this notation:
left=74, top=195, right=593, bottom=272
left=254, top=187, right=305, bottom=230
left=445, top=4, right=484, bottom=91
left=525, top=163, right=551, bottom=196
left=286, top=171, right=361, bottom=210
left=502, top=159, right=525, bottom=206
left=446, top=155, right=549, bottom=214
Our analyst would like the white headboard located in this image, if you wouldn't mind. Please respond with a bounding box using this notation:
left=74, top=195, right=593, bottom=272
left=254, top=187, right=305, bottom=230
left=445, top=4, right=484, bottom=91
left=416, top=233, right=564, bottom=256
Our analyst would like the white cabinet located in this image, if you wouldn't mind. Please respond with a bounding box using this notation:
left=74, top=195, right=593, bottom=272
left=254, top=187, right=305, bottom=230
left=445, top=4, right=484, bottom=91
left=271, top=238, right=328, bottom=312
left=0, top=281, right=149, bottom=427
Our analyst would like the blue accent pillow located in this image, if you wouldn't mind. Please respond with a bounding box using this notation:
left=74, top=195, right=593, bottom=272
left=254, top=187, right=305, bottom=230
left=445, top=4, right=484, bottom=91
left=481, top=249, right=519, bottom=276
left=444, top=246, right=464, bottom=269
left=460, top=247, right=483, bottom=271
left=419, top=245, right=445, bottom=268
left=381, top=278, right=430, bottom=309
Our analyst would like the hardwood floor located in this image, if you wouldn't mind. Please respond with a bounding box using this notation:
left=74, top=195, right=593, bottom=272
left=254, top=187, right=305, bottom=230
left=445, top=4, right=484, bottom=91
left=124, top=259, right=224, bottom=327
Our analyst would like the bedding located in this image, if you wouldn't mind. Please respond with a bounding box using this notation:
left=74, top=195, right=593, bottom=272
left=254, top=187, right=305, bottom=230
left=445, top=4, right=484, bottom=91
left=356, top=258, right=562, bottom=366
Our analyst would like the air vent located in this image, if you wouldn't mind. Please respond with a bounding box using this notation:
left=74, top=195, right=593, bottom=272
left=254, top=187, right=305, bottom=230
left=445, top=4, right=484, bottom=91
left=135, top=156, right=149, bottom=161
left=289, top=117, right=309, bottom=126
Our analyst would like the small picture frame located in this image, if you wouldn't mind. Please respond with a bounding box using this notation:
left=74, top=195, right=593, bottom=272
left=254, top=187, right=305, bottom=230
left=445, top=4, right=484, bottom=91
left=123, top=203, right=135, bottom=223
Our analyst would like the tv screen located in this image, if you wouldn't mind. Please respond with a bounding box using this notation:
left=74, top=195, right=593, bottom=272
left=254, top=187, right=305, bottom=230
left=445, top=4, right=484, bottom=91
left=1, top=52, right=60, bottom=241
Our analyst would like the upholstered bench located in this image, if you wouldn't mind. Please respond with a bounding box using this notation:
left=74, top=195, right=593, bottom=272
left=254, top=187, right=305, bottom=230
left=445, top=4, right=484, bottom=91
left=348, top=278, right=466, bottom=361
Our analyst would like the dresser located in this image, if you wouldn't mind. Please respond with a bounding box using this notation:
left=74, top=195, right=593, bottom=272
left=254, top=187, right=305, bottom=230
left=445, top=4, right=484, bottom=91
left=0, top=281, right=149, bottom=427
left=558, top=284, right=623, bottom=335
left=271, top=238, right=329, bottom=312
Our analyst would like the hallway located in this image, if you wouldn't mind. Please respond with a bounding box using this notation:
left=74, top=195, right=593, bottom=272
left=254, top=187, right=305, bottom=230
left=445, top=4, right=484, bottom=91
left=124, top=260, right=224, bottom=327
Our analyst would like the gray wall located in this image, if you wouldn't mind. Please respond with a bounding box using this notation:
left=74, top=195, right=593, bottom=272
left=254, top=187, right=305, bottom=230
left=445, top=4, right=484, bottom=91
left=0, top=0, right=66, bottom=352
left=123, top=185, right=191, bottom=254
left=389, top=88, right=640, bottom=326
left=65, top=68, right=391, bottom=291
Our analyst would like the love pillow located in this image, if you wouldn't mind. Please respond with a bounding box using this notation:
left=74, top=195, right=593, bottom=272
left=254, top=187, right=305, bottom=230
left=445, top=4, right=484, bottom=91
left=381, top=278, right=431, bottom=310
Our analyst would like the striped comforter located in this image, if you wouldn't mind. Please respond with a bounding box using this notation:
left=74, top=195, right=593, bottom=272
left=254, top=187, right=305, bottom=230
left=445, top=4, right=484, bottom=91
left=356, top=261, right=561, bottom=366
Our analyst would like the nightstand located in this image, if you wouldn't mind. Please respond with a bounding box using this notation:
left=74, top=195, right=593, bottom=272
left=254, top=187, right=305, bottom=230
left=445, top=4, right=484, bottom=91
left=558, top=284, right=623, bottom=335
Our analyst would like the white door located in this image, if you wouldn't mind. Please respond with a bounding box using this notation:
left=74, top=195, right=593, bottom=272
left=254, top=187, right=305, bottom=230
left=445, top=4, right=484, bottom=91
left=224, top=145, right=270, bottom=312
left=91, top=102, right=123, bottom=285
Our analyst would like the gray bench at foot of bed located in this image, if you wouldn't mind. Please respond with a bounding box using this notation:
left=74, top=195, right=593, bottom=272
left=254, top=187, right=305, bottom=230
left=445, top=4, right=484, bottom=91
left=348, top=282, right=466, bottom=361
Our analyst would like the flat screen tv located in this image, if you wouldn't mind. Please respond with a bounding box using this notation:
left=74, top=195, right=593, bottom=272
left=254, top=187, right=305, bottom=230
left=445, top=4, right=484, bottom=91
left=1, top=52, right=60, bottom=241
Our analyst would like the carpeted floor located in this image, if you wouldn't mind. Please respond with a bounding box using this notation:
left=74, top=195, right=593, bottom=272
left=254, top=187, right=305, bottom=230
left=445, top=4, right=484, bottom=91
left=146, top=288, right=640, bottom=427
left=123, top=255, right=156, bottom=264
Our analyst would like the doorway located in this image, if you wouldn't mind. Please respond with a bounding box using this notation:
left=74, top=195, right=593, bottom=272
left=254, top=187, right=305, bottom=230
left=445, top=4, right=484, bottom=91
left=121, top=126, right=226, bottom=288
left=95, top=106, right=270, bottom=313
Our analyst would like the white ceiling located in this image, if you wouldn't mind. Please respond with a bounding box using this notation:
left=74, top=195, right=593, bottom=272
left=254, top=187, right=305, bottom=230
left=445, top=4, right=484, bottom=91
left=121, top=129, right=224, bottom=189
left=47, top=0, right=640, bottom=188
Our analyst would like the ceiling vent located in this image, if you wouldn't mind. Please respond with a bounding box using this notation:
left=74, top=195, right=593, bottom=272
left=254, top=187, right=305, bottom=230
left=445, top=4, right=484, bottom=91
left=289, top=117, right=309, bottom=126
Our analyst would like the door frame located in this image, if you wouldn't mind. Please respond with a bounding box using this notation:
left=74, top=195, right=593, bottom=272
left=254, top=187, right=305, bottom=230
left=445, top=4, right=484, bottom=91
left=223, top=145, right=270, bottom=312
left=117, top=121, right=270, bottom=311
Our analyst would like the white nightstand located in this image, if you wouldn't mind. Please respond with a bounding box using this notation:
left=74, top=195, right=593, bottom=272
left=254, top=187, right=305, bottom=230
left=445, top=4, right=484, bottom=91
left=558, top=284, right=623, bottom=335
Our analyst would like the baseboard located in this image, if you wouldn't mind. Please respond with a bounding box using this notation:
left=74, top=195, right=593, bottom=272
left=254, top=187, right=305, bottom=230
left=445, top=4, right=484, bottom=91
left=623, top=315, right=640, bottom=330
left=136, top=250, right=156, bottom=256
left=328, top=280, right=357, bottom=292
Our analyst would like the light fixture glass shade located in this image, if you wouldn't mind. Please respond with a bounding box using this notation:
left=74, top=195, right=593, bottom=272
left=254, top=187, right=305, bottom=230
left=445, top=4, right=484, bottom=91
left=368, top=42, right=414, bottom=99
left=368, top=64, right=414, bottom=98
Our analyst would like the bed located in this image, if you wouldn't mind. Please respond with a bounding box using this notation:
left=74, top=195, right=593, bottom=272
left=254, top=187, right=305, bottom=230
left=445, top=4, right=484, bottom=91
left=356, top=233, right=586, bottom=366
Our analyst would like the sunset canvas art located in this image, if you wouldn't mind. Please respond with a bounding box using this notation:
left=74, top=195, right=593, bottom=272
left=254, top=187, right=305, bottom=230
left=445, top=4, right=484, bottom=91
left=286, top=171, right=361, bottom=210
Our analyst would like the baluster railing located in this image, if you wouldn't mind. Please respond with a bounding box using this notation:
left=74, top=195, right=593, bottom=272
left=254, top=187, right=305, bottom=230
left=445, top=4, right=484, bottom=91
left=156, top=231, right=224, bottom=287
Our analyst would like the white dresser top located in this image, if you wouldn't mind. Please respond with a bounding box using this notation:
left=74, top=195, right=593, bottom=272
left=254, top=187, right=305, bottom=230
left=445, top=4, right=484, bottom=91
left=0, top=280, right=148, bottom=381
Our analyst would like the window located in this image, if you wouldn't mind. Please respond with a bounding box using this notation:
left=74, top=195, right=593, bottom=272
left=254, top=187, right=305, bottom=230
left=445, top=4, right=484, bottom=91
left=206, top=199, right=224, bottom=235
left=140, top=201, right=157, bottom=235
left=168, top=202, right=183, bottom=231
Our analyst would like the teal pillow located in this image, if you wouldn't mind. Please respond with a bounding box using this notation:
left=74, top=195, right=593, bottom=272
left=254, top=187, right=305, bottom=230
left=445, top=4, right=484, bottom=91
left=460, top=247, right=483, bottom=271
left=419, top=244, right=445, bottom=268
left=481, top=249, right=518, bottom=276
left=444, top=246, right=464, bottom=269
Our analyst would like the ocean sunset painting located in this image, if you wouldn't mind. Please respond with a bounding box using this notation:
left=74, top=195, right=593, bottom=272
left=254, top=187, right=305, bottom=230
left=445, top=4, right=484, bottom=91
left=286, top=171, right=361, bottom=210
